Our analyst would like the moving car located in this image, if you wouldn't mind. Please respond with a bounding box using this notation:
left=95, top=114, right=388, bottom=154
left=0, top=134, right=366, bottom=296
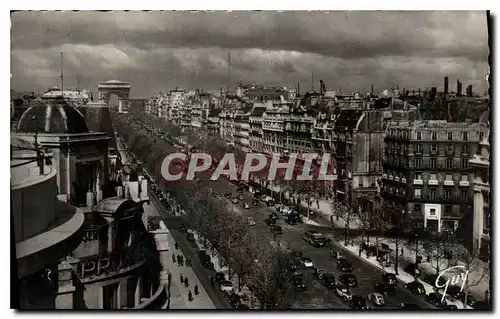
left=405, top=281, right=426, bottom=295
left=313, top=267, right=325, bottom=280
left=330, top=250, right=346, bottom=260
left=243, top=203, right=250, bottom=209
left=381, top=273, right=398, bottom=286
left=425, top=293, right=447, bottom=308
left=350, top=295, right=370, bottom=309
left=271, top=225, right=283, bottom=235
left=269, top=212, right=279, bottom=221
left=400, top=303, right=422, bottom=309
left=300, top=257, right=314, bottom=268
left=302, top=231, right=328, bottom=248
left=252, top=199, right=260, bottom=207
left=321, top=273, right=336, bottom=289
left=237, top=194, right=244, bottom=200
left=337, top=259, right=353, bottom=272
left=265, top=218, right=276, bottom=226
left=280, top=205, right=292, bottom=215
left=290, top=277, right=307, bottom=291
left=336, top=284, right=353, bottom=301
left=215, top=272, right=226, bottom=284
left=374, top=282, right=396, bottom=296
left=225, top=192, right=233, bottom=198
left=186, top=233, right=196, bottom=243
left=232, top=198, right=239, bottom=204
left=338, top=274, right=358, bottom=287
left=367, top=292, right=386, bottom=306
left=247, top=217, right=256, bottom=226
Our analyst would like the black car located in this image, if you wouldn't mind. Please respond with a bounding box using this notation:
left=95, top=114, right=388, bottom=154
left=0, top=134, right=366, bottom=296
left=269, top=212, right=279, bottom=221
left=425, top=293, right=447, bottom=308
left=405, top=281, right=426, bottom=295
left=442, top=305, right=459, bottom=310
left=252, top=199, right=260, bottom=206
left=265, top=218, right=276, bottom=226
left=381, top=273, right=398, bottom=286
left=350, top=295, right=369, bottom=310
left=400, top=303, right=422, bottom=309
left=215, top=272, right=226, bottom=284
left=337, top=259, right=353, bottom=272
left=338, top=274, right=358, bottom=287
left=472, top=301, right=490, bottom=310
left=321, top=273, right=336, bottom=289
left=290, top=277, right=307, bottom=291
left=374, top=282, right=396, bottom=296
left=186, top=233, right=195, bottom=243
left=313, top=267, right=325, bottom=280
left=271, top=225, right=283, bottom=235
left=179, top=223, right=188, bottom=233
left=445, top=285, right=465, bottom=301
left=225, top=192, right=233, bottom=198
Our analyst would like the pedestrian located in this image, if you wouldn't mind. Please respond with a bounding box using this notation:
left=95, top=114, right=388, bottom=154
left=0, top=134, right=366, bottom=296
left=401, top=248, right=404, bottom=256
left=186, top=258, right=191, bottom=266
left=177, top=255, right=181, bottom=265
left=426, top=255, right=431, bottom=263
left=188, top=290, right=193, bottom=302
left=172, top=253, right=176, bottom=263
left=184, top=277, right=189, bottom=287
left=175, top=242, right=179, bottom=250
left=209, top=276, right=214, bottom=286
left=194, top=284, right=199, bottom=295
left=179, top=255, right=184, bottom=266
left=358, top=248, right=362, bottom=257
left=180, top=273, right=184, bottom=283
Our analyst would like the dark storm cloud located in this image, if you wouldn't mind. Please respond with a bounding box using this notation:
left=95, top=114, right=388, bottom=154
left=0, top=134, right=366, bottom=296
left=10, top=11, right=489, bottom=97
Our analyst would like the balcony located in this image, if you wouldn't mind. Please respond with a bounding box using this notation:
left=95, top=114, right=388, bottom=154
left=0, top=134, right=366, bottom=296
left=394, top=176, right=400, bottom=182
left=428, top=179, right=439, bottom=186
left=401, top=178, right=407, bottom=184
left=459, top=180, right=470, bottom=187
left=444, top=180, right=455, bottom=186
left=445, top=149, right=455, bottom=156
left=382, top=173, right=388, bottom=179
left=413, top=179, right=423, bottom=185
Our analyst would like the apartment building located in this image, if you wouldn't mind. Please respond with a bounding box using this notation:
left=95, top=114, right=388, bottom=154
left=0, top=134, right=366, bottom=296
left=261, top=101, right=288, bottom=154
left=249, top=103, right=266, bottom=153
left=380, top=120, right=489, bottom=233
left=233, top=107, right=252, bottom=152
left=470, top=135, right=490, bottom=260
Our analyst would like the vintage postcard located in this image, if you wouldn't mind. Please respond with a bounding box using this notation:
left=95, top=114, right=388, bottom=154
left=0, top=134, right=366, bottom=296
left=10, top=10, right=491, bottom=310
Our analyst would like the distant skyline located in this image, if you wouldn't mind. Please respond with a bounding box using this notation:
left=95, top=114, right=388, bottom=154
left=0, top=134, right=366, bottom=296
left=11, top=11, right=490, bottom=98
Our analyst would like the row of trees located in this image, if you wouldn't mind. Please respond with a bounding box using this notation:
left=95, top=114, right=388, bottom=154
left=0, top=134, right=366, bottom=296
left=112, top=110, right=297, bottom=309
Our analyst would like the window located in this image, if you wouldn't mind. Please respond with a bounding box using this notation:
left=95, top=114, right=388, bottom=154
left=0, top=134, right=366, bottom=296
left=463, top=131, right=468, bottom=141
left=414, top=158, right=422, bottom=168
left=446, top=144, right=454, bottom=151
left=461, top=174, right=468, bottom=181
left=445, top=189, right=452, bottom=199
left=430, top=158, right=437, bottom=168
left=461, top=190, right=468, bottom=199
left=414, top=204, right=421, bottom=213
left=479, top=132, right=485, bottom=141
left=416, top=132, right=422, bottom=140
left=448, top=132, right=453, bottom=141
left=446, top=159, right=454, bottom=169
left=430, top=173, right=437, bottom=181
left=461, top=159, right=468, bottom=169
left=432, top=131, right=437, bottom=141
left=414, top=189, right=421, bottom=198
left=415, top=144, right=422, bottom=153
left=462, top=144, right=469, bottom=154
left=429, top=208, right=436, bottom=215
left=446, top=174, right=453, bottom=181
left=431, top=144, right=438, bottom=151
left=429, top=189, right=436, bottom=199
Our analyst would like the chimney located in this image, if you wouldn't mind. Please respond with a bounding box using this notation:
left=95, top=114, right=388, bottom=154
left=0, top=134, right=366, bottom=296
left=431, top=87, right=437, bottom=99
left=444, top=76, right=449, bottom=95
left=457, top=79, right=462, bottom=96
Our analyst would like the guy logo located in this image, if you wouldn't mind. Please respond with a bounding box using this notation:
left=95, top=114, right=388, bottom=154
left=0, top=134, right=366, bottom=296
left=435, top=265, right=469, bottom=303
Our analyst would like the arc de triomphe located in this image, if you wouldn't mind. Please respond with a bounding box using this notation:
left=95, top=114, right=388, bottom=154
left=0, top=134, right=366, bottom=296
left=97, top=80, right=131, bottom=113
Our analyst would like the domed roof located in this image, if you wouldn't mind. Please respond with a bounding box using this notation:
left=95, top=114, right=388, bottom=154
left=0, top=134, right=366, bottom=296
left=17, top=101, right=89, bottom=134
left=106, top=80, right=122, bottom=83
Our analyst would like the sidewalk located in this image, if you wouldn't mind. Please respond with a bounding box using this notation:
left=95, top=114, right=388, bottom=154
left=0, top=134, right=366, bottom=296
left=340, top=235, right=487, bottom=309
left=144, top=202, right=215, bottom=309
left=297, top=198, right=361, bottom=229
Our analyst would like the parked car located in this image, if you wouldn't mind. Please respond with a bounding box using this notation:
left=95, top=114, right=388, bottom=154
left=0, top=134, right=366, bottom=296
left=252, top=199, right=260, bottom=207
left=247, top=217, right=256, bottom=226
left=232, top=198, right=239, bottom=204
left=243, top=203, right=250, bottom=209
left=350, top=295, right=370, bottom=309
left=179, top=223, right=188, bottom=233
left=302, top=231, right=327, bottom=248
left=337, top=259, right=353, bottom=272
left=186, top=233, right=196, bottom=243
left=237, top=194, right=244, bottom=200
left=425, top=293, right=447, bottom=308
left=321, top=273, right=336, bottom=289
left=381, top=273, right=398, bottom=286
left=313, top=267, right=325, bottom=280
left=300, top=257, right=314, bottom=268
left=336, top=284, right=353, bottom=301
left=442, top=304, right=459, bottom=310
left=367, top=292, right=386, bottom=306
left=399, top=302, right=422, bottom=309
left=220, top=280, right=234, bottom=294
left=269, top=212, right=279, bottom=221
left=225, top=192, right=233, bottom=198
left=374, top=282, right=396, bottom=296
left=405, top=281, right=426, bottom=295
left=338, top=274, right=358, bottom=287
left=215, top=272, right=226, bottom=284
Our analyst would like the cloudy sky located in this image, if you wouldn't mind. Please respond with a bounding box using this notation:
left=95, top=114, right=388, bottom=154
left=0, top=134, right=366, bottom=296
left=11, top=11, right=489, bottom=98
